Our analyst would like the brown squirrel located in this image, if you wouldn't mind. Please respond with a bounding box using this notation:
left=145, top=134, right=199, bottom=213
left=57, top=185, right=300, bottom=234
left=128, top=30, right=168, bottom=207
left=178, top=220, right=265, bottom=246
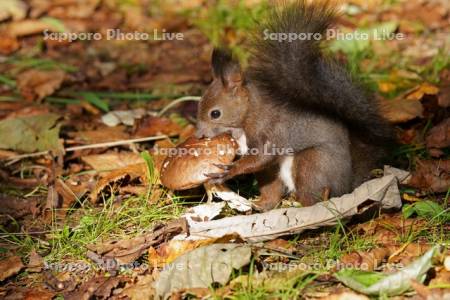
left=195, top=1, right=395, bottom=211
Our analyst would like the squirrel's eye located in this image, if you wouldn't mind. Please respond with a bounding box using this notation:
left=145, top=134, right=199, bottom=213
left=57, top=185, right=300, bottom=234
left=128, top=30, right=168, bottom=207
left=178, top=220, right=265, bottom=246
left=210, top=110, right=221, bottom=119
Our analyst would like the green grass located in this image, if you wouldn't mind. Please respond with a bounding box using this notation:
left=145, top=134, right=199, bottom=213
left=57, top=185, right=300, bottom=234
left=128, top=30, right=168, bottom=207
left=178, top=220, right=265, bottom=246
left=191, top=0, right=268, bottom=61
left=0, top=187, right=189, bottom=263
left=7, top=57, right=78, bottom=73
left=46, top=192, right=187, bottom=261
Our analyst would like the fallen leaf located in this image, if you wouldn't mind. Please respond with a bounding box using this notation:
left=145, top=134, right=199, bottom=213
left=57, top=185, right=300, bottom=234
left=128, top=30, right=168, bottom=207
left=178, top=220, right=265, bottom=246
left=64, top=276, right=121, bottom=300
left=182, top=202, right=226, bottom=223
left=87, top=219, right=186, bottom=265
left=17, top=69, right=65, bottom=101
left=0, top=113, right=63, bottom=153
left=408, top=160, right=450, bottom=193
left=387, top=243, right=431, bottom=265
left=91, top=163, right=148, bottom=203
left=319, top=291, right=369, bottom=300
left=405, top=83, right=439, bottom=101
left=177, top=170, right=404, bottom=242
left=426, top=118, right=450, bottom=149
left=70, top=125, right=130, bottom=144
left=411, top=279, right=450, bottom=300
left=380, top=97, right=423, bottom=123
left=154, top=243, right=251, bottom=299
left=27, top=250, right=44, bottom=273
left=149, top=233, right=241, bottom=267
left=0, top=194, right=39, bottom=224
left=0, top=256, right=24, bottom=281
left=0, top=0, right=27, bottom=22
left=0, top=35, right=20, bottom=55
left=205, top=183, right=252, bottom=212
left=47, top=0, right=100, bottom=19
left=102, top=109, right=147, bottom=127
left=264, top=239, right=295, bottom=253
left=335, top=246, right=440, bottom=296
left=121, top=275, right=155, bottom=300
left=23, top=288, right=55, bottom=300
left=339, top=248, right=391, bottom=271
left=135, top=116, right=183, bottom=137
left=82, top=152, right=144, bottom=172
left=355, top=213, right=426, bottom=246
left=54, top=178, right=84, bottom=211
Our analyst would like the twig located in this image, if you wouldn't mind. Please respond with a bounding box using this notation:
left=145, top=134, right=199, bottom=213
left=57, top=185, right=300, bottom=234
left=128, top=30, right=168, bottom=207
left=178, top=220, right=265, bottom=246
left=3, top=135, right=169, bottom=165
left=157, top=96, right=201, bottom=117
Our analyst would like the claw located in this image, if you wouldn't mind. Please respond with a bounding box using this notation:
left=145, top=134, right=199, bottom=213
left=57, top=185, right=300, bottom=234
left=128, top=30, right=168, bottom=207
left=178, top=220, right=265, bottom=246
left=213, top=163, right=233, bottom=171
left=204, top=172, right=226, bottom=179
left=204, top=171, right=228, bottom=184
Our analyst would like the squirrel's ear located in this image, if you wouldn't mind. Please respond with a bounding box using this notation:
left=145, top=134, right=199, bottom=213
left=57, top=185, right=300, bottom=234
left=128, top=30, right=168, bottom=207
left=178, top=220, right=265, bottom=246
left=211, top=48, right=242, bottom=88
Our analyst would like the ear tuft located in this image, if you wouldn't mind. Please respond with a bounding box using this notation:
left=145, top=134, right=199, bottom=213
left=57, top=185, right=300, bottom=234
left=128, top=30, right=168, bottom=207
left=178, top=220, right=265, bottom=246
left=211, top=48, right=242, bottom=88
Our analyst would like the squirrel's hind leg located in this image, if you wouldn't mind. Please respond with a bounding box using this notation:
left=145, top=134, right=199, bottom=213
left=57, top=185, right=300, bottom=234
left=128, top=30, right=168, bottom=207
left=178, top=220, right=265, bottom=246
left=293, top=146, right=352, bottom=206
left=253, top=166, right=284, bottom=212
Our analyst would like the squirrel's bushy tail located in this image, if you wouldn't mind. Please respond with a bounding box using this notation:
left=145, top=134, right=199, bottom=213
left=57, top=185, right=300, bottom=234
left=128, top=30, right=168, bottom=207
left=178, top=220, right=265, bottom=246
left=247, top=0, right=395, bottom=143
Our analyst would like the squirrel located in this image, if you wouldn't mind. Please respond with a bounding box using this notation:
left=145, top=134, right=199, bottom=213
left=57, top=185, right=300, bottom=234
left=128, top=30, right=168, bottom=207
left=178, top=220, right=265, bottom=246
left=195, top=0, right=395, bottom=211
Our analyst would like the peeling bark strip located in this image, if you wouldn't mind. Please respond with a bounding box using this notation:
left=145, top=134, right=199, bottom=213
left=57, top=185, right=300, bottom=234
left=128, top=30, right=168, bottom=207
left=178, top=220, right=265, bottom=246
left=180, top=169, right=407, bottom=242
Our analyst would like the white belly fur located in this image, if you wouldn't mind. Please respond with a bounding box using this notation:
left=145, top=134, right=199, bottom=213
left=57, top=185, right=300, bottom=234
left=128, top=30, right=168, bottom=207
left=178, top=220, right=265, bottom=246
left=279, top=156, right=296, bottom=192
left=235, top=133, right=295, bottom=192
left=236, top=133, right=249, bottom=155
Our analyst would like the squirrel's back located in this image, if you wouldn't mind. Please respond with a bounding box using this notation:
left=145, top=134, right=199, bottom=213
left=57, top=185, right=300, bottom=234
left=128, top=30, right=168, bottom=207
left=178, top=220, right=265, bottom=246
left=246, top=0, right=394, bottom=143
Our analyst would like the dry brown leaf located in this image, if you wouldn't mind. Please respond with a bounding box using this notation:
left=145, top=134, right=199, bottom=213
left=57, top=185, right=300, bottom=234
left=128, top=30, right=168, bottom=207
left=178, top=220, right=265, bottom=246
left=318, top=291, right=369, bottom=300
left=0, top=194, right=40, bottom=224
left=408, top=160, right=450, bottom=193
left=54, top=178, right=84, bottom=211
left=0, top=0, right=27, bottom=22
left=5, top=20, right=57, bottom=37
left=438, top=69, right=450, bottom=108
left=426, top=118, right=450, bottom=149
left=411, top=279, right=450, bottom=299
left=355, top=213, right=426, bottom=245
left=27, top=250, right=44, bottom=273
left=135, top=116, right=183, bottom=137
left=64, top=276, right=121, bottom=300
left=17, top=69, right=65, bottom=102
left=405, top=83, right=439, bottom=101
left=264, top=238, right=296, bottom=253
left=0, top=149, right=18, bottom=159
left=82, top=152, right=144, bottom=171
left=23, top=288, right=55, bottom=300
left=87, top=219, right=186, bottom=265
left=339, top=248, right=390, bottom=271
left=0, top=256, right=24, bottom=281
left=47, top=0, right=100, bottom=19
left=148, top=234, right=241, bottom=268
left=377, top=81, right=396, bottom=93
left=91, top=163, right=147, bottom=203
left=380, top=97, right=423, bottom=123
left=0, top=35, right=20, bottom=55
left=70, top=125, right=130, bottom=144
left=386, top=243, right=430, bottom=265
left=121, top=275, right=155, bottom=300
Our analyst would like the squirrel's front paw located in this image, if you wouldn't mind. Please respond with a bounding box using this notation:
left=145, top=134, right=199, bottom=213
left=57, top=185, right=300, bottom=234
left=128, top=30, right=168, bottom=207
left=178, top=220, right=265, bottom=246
left=204, top=171, right=228, bottom=184
left=205, top=163, right=235, bottom=184
left=213, top=163, right=233, bottom=171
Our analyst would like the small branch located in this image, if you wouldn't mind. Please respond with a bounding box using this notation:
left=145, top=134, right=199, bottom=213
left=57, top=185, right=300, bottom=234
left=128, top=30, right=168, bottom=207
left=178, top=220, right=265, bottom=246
left=157, top=96, right=201, bottom=117
left=3, top=135, right=169, bottom=165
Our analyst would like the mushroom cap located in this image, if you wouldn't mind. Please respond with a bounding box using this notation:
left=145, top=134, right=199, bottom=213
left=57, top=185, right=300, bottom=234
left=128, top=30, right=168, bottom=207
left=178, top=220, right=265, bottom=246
left=160, top=133, right=238, bottom=190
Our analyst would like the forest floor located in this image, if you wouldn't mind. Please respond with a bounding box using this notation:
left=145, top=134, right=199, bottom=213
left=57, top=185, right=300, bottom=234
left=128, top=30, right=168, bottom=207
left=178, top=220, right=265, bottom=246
left=0, top=0, right=449, bottom=299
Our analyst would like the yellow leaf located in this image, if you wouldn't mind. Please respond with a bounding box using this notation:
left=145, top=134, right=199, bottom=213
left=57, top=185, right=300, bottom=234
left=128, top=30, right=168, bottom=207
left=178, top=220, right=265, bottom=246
left=406, top=83, right=439, bottom=101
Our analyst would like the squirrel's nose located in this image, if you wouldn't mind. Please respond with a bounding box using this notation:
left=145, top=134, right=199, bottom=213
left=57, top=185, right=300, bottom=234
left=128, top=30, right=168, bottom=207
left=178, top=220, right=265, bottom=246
left=195, top=128, right=206, bottom=139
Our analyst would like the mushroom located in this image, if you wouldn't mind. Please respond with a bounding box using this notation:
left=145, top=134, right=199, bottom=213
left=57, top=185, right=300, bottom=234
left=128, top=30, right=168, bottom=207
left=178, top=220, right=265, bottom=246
left=160, top=133, right=252, bottom=212
left=160, top=133, right=239, bottom=190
